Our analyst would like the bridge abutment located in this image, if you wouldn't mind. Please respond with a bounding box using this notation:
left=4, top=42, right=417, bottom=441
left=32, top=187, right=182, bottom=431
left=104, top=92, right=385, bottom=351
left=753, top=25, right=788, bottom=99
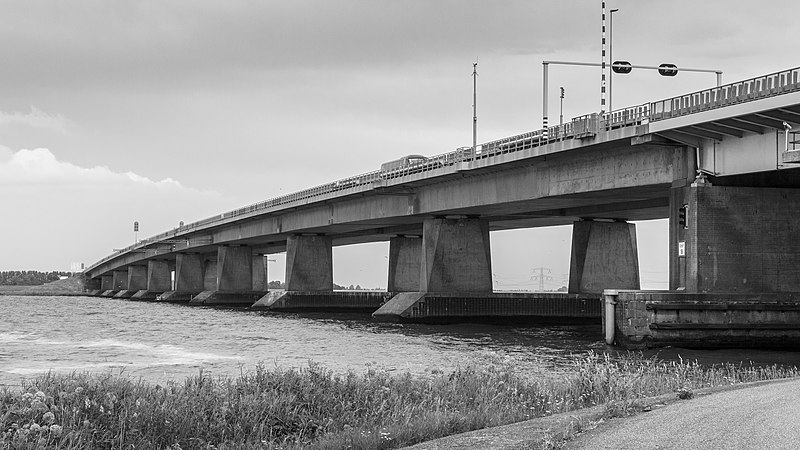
left=568, top=219, right=640, bottom=294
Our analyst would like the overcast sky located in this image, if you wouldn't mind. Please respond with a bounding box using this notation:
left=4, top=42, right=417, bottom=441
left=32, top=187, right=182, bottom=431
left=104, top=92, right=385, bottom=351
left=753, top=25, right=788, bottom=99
left=1, top=0, right=797, bottom=289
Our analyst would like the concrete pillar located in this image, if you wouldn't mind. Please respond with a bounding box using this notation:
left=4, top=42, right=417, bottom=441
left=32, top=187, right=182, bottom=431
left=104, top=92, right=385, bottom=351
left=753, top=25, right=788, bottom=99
left=568, top=220, right=640, bottom=294
left=420, top=217, right=492, bottom=293
left=675, top=184, right=800, bottom=293
left=127, top=266, right=147, bottom=291
left=147, top=260, right=172, bottom=292
left=112, top=270, right=128, bottom=290
left=285, top=235, right=333, bottom=291
left=203, top=258, right=218, bottom=291
left=100, top=275, right=113, bottom=291
left=174, top=253, right=204, bottom=292
left=252, top=254, right=269, bottom=292
left=216, top=245, right=252, bottom=291
left=387, top=236, right=422, bottom=292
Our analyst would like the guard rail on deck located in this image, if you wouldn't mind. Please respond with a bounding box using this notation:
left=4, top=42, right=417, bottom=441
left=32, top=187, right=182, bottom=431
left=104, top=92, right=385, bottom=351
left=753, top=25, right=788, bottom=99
left=88, top=66, right=800, bottom=271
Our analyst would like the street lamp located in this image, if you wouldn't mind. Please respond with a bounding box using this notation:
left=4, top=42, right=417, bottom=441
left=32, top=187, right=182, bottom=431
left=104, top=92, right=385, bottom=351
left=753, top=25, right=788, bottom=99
left=608, top=8, right=619, bottom=112
left=559, top=86, right=565, bottom=127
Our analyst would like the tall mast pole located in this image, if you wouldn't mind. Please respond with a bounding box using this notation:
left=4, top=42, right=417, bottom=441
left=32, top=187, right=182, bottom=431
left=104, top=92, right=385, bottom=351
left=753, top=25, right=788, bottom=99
left=601, top=1, right=607, bottom=114
left=472, top=61, right=478, bottom=152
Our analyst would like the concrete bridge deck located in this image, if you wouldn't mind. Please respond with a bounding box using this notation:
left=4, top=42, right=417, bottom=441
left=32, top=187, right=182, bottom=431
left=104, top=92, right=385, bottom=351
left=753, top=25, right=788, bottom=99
left=83, top=66, right=800, bottom=346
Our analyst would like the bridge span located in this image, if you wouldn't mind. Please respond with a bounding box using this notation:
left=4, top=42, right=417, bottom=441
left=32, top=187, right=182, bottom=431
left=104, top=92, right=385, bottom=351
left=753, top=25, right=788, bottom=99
left=84, top=67, right=800, bottom=349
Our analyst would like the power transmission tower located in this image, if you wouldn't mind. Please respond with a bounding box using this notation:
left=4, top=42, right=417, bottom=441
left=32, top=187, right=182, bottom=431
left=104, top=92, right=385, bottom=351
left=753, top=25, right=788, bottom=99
left=530, top=267, right=553, bottom=292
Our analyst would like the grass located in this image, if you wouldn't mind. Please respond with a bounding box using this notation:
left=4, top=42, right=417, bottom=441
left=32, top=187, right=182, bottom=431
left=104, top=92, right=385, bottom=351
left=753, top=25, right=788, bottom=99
left=1, top=353, right=798, bottom=449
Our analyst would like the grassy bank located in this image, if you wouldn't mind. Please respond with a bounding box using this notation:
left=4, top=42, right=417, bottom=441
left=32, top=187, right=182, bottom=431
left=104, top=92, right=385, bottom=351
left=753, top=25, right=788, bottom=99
left=0, top=277, right=85, bottom=296
left=2, top=353, right=798, bottom=449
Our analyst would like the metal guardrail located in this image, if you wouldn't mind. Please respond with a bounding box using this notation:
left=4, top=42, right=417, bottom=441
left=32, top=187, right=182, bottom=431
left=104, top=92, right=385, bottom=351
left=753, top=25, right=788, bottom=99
left=88, top=66, right=800, bottom=272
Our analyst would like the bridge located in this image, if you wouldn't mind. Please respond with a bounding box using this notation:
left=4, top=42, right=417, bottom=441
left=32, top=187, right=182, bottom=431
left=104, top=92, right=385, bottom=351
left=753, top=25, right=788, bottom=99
left=84, top=66, right=800, bottom=348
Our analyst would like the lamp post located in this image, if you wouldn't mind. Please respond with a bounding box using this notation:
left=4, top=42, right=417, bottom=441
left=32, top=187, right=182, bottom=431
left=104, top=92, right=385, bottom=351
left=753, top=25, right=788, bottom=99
left=609, top=8, right=619, bottom=112
left=559, top=86, right=565, bottom=127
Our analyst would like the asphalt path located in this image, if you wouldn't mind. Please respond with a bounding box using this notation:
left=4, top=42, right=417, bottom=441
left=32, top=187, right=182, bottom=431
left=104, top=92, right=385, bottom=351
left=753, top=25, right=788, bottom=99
left=564, top=378, right=800, bottom=450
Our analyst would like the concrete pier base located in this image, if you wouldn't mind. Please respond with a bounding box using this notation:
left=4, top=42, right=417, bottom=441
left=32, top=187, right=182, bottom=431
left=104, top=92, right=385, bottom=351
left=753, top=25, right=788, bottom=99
left=99, top=290, right=118, bottom=297
left=190, top=290, right=264, bottom=306
left=285, top=235, right=333, bottom=291
left=388, top=236, right=421, bottom=292
left=604, top=290, right=800, bottom=349
left=131, top=290, right=159, bottom=300
left=373, top=292, right=600, bottom=323
left=113, top=290, right=136, bottom=299
left=253, top=291, right=393, bottom=312
left=569, top=220, right=640, bottom=294
left=156, top=290, right=198, bottom=303
left=422, top=218, right=493, bottom=293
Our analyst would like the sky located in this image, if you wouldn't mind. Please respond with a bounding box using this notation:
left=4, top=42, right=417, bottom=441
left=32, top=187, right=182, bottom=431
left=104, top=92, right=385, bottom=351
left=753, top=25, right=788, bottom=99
left=1, top=0, right=797, bottom=289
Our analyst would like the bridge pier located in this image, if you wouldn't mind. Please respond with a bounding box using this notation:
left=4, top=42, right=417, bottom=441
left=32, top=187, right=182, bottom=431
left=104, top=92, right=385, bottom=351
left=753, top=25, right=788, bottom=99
left=113, top=265, right=147, bottom=298
left=375, top=217, right=497, bottom=321
left=99, top=275, right=113, bottom=296
left=157, top=253, right=204, bottom=302
left=131, top=260, right=172, bottom=300
left=387, top=236, right=422, bottom=292
left=190, top=246, right=267, bottom=305
left=568, top=219, right=640, bottom=294
left=611, top=182, right=800, bottom=348
left=285, top=234, right=333, bottom=291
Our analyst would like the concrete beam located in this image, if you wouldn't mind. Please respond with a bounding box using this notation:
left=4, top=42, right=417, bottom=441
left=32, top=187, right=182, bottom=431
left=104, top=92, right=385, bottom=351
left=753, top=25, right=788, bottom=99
left=421, top=217, right=492, bottom=293
left=568, top=220, right=640, bottom=294
left=285, top=235, right=333, bottom=291
left=387, top=236, right=422, bottom=292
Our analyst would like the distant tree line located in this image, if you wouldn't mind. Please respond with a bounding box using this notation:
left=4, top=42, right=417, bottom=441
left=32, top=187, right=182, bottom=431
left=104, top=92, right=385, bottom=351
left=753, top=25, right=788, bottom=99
left=266, top=281, right=376, bottom=290
left=0, top=270, right=70, bottom=286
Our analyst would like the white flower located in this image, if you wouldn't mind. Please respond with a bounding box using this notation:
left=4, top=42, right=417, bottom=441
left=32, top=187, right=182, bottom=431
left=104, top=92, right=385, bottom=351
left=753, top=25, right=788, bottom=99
left=34, top=391, right=46, bottom=402
left=49, top=424, right=63, bottom=437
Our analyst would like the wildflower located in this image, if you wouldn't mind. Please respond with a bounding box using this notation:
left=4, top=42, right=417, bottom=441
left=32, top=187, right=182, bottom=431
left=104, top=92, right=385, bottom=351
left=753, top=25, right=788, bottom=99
left=30, top=423, right=41, bottom=433
left=21, top=393, right=33, bottom=403
left=74, top=387, right=84, bottom=394
left=42, top=412, right=55, bottom=425
left=34, top=391, right=46, bottom=402
left=49, top=425, right=63, bottom=437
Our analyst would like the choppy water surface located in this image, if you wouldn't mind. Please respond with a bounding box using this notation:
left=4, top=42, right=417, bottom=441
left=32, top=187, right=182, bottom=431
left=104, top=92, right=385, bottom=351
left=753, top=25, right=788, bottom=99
left=1, top=295, right=798, bottom=387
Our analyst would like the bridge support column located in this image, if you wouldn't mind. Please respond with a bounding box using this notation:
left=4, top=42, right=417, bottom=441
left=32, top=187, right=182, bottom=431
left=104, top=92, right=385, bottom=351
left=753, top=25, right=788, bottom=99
left=387, top=236, right=421, bottom=292
left=672, top=184, right=800, bottom=293
left=131, top=261, right=172, bottom=301
left=84, top=277, right=102, bottom=295
left=421, top=217, right=493, bottom=293
left=568, top=219, right=640, bottom=294
left=114, top=266, right=146, bottom=298
left=157, top=253, right=204, bottom=302
left=252, top=254, right=269, bottom=292
left=99, top=275, right=114, bottom=296
left=103, top=269, right=128, bottom=297
left=191, top=246, right=266, bottom=305
left=285, top=235, right=333, bottom=291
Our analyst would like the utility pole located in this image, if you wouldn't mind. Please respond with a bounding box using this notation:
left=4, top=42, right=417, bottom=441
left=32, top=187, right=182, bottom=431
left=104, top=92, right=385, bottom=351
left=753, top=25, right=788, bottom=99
left=472, top=61, right=478, bottom=152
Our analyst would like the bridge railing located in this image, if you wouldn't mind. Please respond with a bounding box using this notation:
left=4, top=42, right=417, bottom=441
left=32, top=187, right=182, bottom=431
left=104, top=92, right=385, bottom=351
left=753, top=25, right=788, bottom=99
left=89, top=67, right=800, bottom=272
left=649, top=67, right=800, bottom=121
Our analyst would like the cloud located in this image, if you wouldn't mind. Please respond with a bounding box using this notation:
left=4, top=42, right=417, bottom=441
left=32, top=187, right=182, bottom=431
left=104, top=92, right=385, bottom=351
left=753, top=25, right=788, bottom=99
left=0, top=107, right=68, bottom=133
left=0, top=147, right=185, bottom=189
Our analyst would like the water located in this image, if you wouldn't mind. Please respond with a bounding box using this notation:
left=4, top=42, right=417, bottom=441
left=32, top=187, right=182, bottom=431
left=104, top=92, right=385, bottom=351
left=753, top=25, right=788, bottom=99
left=1, top=295, right=799, bottom=388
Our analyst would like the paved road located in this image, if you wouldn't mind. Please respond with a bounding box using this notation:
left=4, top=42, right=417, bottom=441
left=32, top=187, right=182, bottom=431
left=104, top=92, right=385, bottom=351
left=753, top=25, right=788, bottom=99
left=565, top=378, right=800, bottom=450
